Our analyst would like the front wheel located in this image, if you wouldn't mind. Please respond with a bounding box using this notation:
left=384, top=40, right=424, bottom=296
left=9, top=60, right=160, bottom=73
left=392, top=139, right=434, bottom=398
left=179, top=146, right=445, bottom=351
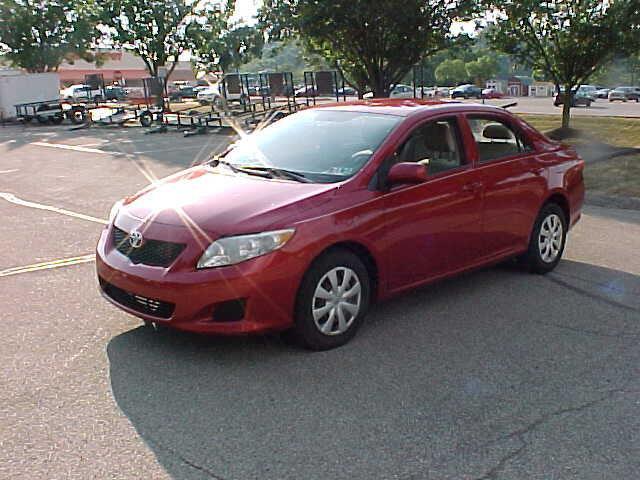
left=289, top=249, right=371, bottom=350
left=523, top=203, right=567, bottom=274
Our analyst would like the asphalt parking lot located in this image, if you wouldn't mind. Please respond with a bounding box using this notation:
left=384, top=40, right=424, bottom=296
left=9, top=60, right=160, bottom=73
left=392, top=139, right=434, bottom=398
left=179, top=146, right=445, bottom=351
left=1, top=123, right=639, bottom=480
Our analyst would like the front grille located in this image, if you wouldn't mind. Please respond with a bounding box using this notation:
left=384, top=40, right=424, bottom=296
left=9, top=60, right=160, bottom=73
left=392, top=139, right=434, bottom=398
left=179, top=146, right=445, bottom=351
left=113, top=227, right=185, bottom=267
left=100, top=278, right=175, bottom=319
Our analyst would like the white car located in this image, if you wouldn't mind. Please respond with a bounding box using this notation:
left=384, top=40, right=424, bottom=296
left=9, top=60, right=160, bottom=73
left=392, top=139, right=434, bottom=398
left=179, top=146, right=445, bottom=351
left=197, top=84, right=247, bottom=106
left=60, top=84, right=103, bottom=102
left=363, top=84, right=415, bottom=99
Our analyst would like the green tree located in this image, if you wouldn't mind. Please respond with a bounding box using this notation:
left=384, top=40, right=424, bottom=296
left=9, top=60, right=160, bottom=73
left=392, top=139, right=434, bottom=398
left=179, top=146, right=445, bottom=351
left=101, top=0, right=234, bottom=79
left=260, top=0, right=474, bottom=97
left=435, top=59, right=468, bottom=85
left=465, top=55, right=498, bottom=86
left=484, top=0, right=640, bottom=127
left=192, top=25, right=264, bottom=74
left=0, top=0, right=99, bottom=72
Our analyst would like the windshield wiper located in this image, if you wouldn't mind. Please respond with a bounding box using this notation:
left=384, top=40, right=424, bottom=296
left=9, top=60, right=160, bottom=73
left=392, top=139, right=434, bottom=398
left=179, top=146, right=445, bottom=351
left=239, top=166, right=311, bottom=183
left=208, top=158, right=242, bottom=174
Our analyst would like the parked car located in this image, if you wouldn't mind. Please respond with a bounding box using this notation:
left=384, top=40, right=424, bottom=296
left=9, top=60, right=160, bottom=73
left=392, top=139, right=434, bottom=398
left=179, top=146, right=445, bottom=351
left=170, top=85, right=197, bottom=101
left=197, top=84, right=248, bottom=105
left=481, top=88, right=504, bottom=99
left=104, top=86, right=127, bottom=101
left=337, top=86, right=357, bottom=96
left=389, top=84, right=415, bottom=98
left=576, top=85, right=598, bottom=101
left=363, top=84, right=415, bottom=99
left=97, top=100, right=584, bottom=350
left=554, top=91, right=592, bottom=107
left=451, top=84, right=483, bottom=99
left=60, top=84, right=103, bottom=102
left=594, top=88, right=610, bottom=99
left=608, top=86, right=640, bottom=102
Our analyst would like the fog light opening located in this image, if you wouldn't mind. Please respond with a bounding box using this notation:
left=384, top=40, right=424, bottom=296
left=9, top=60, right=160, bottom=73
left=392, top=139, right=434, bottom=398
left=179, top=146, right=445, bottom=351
left=212, top=299, right=246, bottom=322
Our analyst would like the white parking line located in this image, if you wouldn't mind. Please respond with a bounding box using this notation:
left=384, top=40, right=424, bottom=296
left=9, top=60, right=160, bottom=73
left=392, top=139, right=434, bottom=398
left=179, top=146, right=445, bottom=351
left=0, top=254, right=96, bottom=278
left=30, top=141, right=117, bottom=155
left=0, top=169, right=19, bottom=174
left=0, top=192, right=108, bottom=224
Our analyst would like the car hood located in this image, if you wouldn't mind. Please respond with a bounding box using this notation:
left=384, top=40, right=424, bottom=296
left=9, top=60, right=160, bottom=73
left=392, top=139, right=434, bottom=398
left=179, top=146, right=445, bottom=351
left=121, top=166, right=337, bottom=237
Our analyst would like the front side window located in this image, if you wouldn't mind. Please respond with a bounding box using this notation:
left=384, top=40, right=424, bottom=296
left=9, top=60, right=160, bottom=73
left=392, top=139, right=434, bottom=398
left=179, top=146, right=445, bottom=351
left=467, top=117, right=531, bottom=163
left=395, top=118, right=464, bottom=175
left=223, top=109, right=401, bottom=183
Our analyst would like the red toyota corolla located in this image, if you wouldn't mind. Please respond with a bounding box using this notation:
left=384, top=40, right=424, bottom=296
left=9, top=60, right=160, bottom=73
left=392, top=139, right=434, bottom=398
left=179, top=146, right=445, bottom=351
left=97, top=99, right=584, bottom=350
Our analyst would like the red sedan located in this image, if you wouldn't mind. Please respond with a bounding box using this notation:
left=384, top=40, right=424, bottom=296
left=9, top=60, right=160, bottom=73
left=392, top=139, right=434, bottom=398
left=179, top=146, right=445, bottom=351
left=97, top=99, right=584, bottom=350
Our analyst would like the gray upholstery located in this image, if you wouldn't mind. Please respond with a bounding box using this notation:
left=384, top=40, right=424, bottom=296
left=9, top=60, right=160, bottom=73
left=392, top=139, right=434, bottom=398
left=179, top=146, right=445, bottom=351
left=482, top=123, right=513, bottom=140
left=477, top=123, right=520, bottom=161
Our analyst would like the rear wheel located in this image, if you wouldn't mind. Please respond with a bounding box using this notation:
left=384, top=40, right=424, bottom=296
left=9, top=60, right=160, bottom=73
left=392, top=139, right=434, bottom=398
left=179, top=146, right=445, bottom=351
left=523, top=203, right=567, bottom=274
left=68, top=108, right=87, bottom=124
left=139, top=110, right=153, bottom=127
left=289, top=249, right=370, bottom=350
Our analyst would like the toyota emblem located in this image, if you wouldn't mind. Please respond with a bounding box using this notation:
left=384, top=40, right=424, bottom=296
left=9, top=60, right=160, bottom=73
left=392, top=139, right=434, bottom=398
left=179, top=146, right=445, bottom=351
left=128, top=230, right=144, bottom=249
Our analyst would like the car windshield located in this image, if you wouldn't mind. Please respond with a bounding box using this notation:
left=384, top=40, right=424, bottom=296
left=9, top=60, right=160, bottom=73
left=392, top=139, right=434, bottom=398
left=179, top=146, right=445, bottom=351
left=221, top=109, right=401, bottom=183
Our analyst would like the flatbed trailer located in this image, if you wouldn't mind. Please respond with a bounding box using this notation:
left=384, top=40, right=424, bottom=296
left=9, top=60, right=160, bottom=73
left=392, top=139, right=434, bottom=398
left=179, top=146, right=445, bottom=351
left=15, top=100, right=89, bottom=125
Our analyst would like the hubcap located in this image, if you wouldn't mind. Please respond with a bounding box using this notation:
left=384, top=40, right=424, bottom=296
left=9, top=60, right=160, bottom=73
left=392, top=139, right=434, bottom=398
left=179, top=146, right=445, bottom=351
left=538, top=213, right=563, bottom=263
left=312, top=267, right=362, bottom=336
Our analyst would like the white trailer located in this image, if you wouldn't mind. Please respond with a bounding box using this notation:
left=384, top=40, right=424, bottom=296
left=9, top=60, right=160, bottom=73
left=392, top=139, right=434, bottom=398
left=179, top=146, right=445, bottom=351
left=0, top=71, right=60, bottom=121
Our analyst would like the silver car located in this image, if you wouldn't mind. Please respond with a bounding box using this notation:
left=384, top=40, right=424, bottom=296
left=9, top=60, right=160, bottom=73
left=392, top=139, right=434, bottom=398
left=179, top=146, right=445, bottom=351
left=608, top=87, right=640, bottom=102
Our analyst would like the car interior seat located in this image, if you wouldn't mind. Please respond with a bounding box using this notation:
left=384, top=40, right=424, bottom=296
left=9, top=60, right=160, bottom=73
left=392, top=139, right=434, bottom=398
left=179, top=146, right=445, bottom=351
left=414, top=122, right=459, bottom=174
left=477, top=123, right=519, bottom=162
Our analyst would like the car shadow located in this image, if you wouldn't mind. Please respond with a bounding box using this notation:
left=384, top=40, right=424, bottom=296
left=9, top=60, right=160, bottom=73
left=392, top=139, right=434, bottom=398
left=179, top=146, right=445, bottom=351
left=106, top=260, right=639, bottom=480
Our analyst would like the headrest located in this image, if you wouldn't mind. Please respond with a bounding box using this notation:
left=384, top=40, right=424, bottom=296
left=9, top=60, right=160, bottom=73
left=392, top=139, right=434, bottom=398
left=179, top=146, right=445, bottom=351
left=420, top=122, right=452, bottom=152
left=483, top=123, right=512, bottom=140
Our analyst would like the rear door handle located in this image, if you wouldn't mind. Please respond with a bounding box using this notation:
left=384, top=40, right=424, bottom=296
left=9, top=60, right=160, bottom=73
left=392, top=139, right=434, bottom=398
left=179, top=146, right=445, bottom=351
left=462, top=181, right=483, bottom=192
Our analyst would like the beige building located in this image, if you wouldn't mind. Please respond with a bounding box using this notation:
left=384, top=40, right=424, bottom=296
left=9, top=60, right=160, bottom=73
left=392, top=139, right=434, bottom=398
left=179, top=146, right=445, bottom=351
left=57, top=50, right=196, bottom=86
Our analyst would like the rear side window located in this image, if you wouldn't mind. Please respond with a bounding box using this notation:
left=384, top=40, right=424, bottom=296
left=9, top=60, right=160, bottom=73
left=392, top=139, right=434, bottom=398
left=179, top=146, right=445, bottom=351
left=395, top=117, right=465, bottom=175
left=467, top=117, right=532, bottom=163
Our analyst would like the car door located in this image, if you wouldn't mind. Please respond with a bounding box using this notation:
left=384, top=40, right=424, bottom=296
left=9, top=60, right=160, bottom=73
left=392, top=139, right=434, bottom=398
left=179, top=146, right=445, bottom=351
left=462, top=114, right=547, bottom=257
left=382, top=115, right=484, bottom=291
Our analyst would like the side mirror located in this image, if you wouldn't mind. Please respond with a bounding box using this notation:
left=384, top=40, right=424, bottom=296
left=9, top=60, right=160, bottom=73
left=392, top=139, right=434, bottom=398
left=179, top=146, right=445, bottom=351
left=387, top=162, right=428, bottom=186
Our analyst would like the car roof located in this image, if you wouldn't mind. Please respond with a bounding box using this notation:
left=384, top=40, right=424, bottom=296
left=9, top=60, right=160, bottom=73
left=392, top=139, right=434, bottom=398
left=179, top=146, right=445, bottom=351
left=314, top=98, right=512, bottom=118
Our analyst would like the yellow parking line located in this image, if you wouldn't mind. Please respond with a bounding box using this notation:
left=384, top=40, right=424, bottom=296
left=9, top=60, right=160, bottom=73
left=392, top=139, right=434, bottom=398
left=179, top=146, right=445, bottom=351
left=0, top=254, right=96, bottom=278
left=0, top=192, right=108, bottom=225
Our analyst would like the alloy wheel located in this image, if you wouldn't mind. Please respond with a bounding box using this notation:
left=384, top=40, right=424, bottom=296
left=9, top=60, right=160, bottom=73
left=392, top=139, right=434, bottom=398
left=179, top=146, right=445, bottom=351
left=312, top=267, right=362, bottom=336
left=538, top=213, right=563, bottom=263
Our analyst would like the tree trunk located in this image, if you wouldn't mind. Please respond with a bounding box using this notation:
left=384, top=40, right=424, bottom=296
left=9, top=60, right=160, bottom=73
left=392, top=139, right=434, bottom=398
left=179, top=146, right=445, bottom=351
left=373, top=78, right=388, bottom=98
left=562, top=85, right=572, bottom=128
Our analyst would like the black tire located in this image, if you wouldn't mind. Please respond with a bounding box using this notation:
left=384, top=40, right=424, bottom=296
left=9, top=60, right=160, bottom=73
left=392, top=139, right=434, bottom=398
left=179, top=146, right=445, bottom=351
left=68, top=108, right=87, bottom=124
left=522, top=203, right=567, bottom=274
left=50, top=114, right=64, bottom=125
left=36, top=115, right=49, bottom=124
left=139, top=111, right=153, bottom=127
left=288, top=249, right=371, bottom=350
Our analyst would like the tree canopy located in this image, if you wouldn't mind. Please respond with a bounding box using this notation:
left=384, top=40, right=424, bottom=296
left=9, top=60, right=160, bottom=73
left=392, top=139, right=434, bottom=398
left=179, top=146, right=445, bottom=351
left=260, top=0, right=474, bottom=97
left=0, top=0, right=99, bottom=72
left=101, top=0, right=235, bottom=79
left=192, top=25, right=264, bottom=74
left=485, top=0, right=640, bottom=127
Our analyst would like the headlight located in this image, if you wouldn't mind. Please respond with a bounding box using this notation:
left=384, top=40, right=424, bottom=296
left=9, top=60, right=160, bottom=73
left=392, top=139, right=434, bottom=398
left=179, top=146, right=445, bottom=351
left=108, top=200, right=123, bottom=223
left=197, top=229, right=295, bottom=269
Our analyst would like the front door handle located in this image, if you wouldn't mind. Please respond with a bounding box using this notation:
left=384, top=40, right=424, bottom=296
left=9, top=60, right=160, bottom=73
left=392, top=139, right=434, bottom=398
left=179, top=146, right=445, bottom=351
left=462, top=181, right=483, bottom=193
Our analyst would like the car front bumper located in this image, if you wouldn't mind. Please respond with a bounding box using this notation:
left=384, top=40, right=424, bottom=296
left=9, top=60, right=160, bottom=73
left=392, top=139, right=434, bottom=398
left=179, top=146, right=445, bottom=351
left=96, top=221, right=307, bottom=335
